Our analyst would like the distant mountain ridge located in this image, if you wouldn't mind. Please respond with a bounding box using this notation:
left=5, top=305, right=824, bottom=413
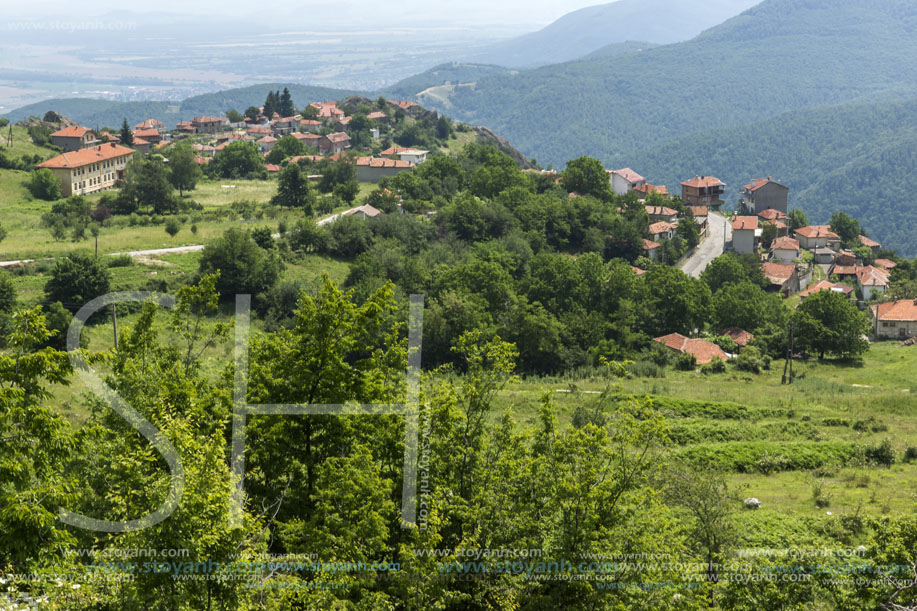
left=465, top=0, right=760, bottom=68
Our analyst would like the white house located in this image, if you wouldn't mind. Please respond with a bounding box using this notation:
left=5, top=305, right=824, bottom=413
left=731, top=216, right=759, bottom=254
left=609, top=168, right=646, bottom=195
left=872, top=300, right=917, bottom=340
left=770, top=236, right=800, bottom=263
left=794, top=225, right=840, bottom=251
left=856, top=266, right=890, bottom=301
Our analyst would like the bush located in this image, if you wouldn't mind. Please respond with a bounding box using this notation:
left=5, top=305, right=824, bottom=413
left=44, top=253, right=112, bottom=311
left=198, top=228, right=283, bottom=298
left=27, top=168, right=62, bottom=201
left=701, top=357, right=727, bottom=374
left=164, top=218, right=181, bottom=237
left=853, top=416, right=887, bottom=432
left=735, top=346, right=771, bottom=374
left=675, top=352, right=697, bottom=371
left=865, top=439, right=895, bottom=467
left=106, top=254, right=134, bottom=268
left=821, top=418, right=851, bottom=427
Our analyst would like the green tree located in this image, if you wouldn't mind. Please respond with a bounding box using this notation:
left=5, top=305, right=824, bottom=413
left=318, top=156, right=357, bottom=193
left=640, top=265, right=712, bottom=336
left=116, top=157, right=176, bottom=214
left=561, top=155, right=611, bottom=200
left=44, top=252, right=111, bottom=310
left=209, top=140, right=265, bottom=179
left=830, top=211, right=862, bottom=245
left=279, top=87, right=295, bottom=117
left=793, top=289, right=870, bottom=359
left=198, top=228, right=282, bottom=297
left=27, top=167, right=62, bottom=200
left=701, top=252, right=766, bottom=292
left=119, top=117, right=133, bottom=146
left=760, top=222, right=778, bottom=249
left=265, top=134, right=305, bottom=164
left=271, top=163, right=315, bottom=213
left=164, top=217, right=180, bottom=237
left=712, top=281, right=787, bottom=333
left=787, top=208, right=809, bottom=230
left=167, top=143, right=202, bottom=196
left=41, top=195, right=91, bottom=241
left=244, top=105, right=260, bottom=120
left=225, top=108, right=243, bottom=123
left=677, top=217, right=701, bottom=249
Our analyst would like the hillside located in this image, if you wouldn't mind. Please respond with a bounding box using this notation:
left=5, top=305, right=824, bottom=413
left=464, top=0, right=759, bottom=68
left=1, top=83, right=357, bottom=129
left=381, top=63, right=515, bottom=100
left=444, top=0, right=917, bottom=166
left=622, top=98, right=917, bottom=256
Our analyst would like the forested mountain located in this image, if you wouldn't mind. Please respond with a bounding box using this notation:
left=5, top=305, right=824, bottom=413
left=2, top=83, right=356, bottom=128
left=583, top=40, right=661, bottom=60
left=443, top=0, right=917, bottom=166
left=464, top=0, right=759, bottom=68
left=623, top=98, right=917, bottom=256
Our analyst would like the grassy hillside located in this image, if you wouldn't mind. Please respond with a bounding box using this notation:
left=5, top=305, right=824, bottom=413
left=464, top=0, right=758, bottom=68
left=622, top=98, right=917, bottom=256
left=1, top=83, right=358, bottom=129
left=382, top=63, right=515, bottom=100
left=445, top=0, right=917, bottom=166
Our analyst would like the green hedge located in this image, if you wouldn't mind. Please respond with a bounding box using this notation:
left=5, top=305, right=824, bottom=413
left=667, top=420, right=820, bottom=445
left=675, top=441, right=861, bottom=473
left=612, top=394, right=789, bottom=421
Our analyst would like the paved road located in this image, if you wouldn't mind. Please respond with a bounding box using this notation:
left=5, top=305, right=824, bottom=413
left=680, top=212, right=731, bottom=278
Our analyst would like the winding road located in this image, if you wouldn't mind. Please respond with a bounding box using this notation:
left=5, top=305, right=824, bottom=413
left=680, top=212, right=731, bottom=278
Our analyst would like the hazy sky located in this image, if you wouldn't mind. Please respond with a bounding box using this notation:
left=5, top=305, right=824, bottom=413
left=9, top=0, right=606, bottom=27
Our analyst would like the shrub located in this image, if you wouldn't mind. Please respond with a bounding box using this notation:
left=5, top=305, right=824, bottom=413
left=904, top=447, right=917, bottom=463
left=821, top=418, right=851, bottom=427
left=811, top=478, right=831, bottom=508
left=44, top=253, right=111, bottom=311
left=675, top=352, right=697, bottom=371
left=27, top=168, right=62, bottom=201
left=626, top=360, right=666, bottom=378
left=107, top=254, right=134, bottom=268
left=735, top=346, right=770, bottom=374
left=865, top=439, right=895, bottom=467
left=853, top=416, right=887, bottom=433
left=198, top=228, right=283, bottom=298
left=703, top=357, right=727, bottom=374
left=164, top=218, right=181, bottom=237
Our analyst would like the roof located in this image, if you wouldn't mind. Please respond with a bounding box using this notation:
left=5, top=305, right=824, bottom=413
left=798, top=281, right=853, bottom=299
left=37, top=143, right=135, bottom=169
left=631, top=266, right=646, bottom=276
left=681, top=175, right=724, bottom=188
left=757, top=208, right=787, bottom=221
left=324, top=132, right=351, bottom=143
left=131, top=137, right=150, bottom=145
left=794, top=225, right=839, bottom=240
left=300, top=119, right=321, bottom=126
left=732, top=216, right=758, bottom=231
left=743, top=177, right=786, bottom=192
left=263, top=163, right=281, bottom=172
left=51, top=125, right=93, bottom=138
left=653, top=333, right=729, bottom=364
left=610, top=168, right=644, bottom=184
left=367, top=111, right=387, bottom=120
left=645, top=205, right=678, bottom=217
left=633, top=183, right=669, bottom=196
left=257, top=136, right=277, bottom=143
left=856, top=266, right=889, bottom=287
left=192, top=116, right=228, bottom=124
left=342, top=204, right=383, bottom=218
left=649, top=222, right=676, bottom=235
left=859, top=235, right=881, bottom=248
left=761, top=261, right=795, bottom=285
left=643, top=239, right=661, bottom=251
left=133, top=128, right=159, bottom=139
left=771, top=236, right=799, bottom=251
left=355, top=156, right=414, bottom=169
left=687, top=206, right=708, bottom=218
left=134, top=119, right=163, bottom=129
left=832, top=265, right=859, bottom=276
left=397, top=148, right=428, bottom=156
left=873, top=300, right=917, bottom=322
left=719, top=327, right=755, bottom=347
left=380, top=146, right=410, bottom=156
left=874, top=259, right=897, bottom=270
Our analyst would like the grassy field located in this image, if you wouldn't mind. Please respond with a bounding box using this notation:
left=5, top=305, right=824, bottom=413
left=499, top=342, right=917, bottom=529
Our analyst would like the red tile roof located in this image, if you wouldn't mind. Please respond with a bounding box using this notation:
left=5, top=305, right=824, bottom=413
left=631, top=266, right=646, bottom=276
left=832, top=265, right=859, bottom=276
left=366, top=111, right=387, bottom=120
left=633, top=183, right=669, bottom=196
left=37, top=143, right=135, bottom=169
left=355, top=156, right=414, bottom=168
left=795, top=225, right=839, bottom=239
left=858, top=235, right=881, bottom=248
left=643, top=239, right=661, bottom=251
left=192, top=116, right=228, bottom=124
left=133, top=128, right=160, bottom=139
left=798, top=280, right=853, bottom=299
left=257, top=136, right=277, bottom=143
left=649, top=222, right=676, bottom=235
left=771, top=236, right=799, bottom=251
left=732, top=216, right=758, bottom=231
left=719, top=327, right=755, bottom=347
left=687, top=206, right=708, bottom=217
left=874, top=259, right=897, bottom=270
left=873, top=300, right=917, bottom=322
left=645, top=205, right=677, bottom=217
left=263, top=163, right=281, bottom=172
left=611, top=168, right=644, bottom=184
left=300, top=119, right=321, bottom=126
left=134, top=119, right=163, bottom=130
left=757, top=208, right=787, bottom=221
left=743, top=178, right=770, bottom=191
left=51, top=125, right=93, bottom=138
left=325, top=132, right=350, bottom=143
left=681, top=176, right=724, bottom=188
left=342, top=204, right=383, bottom=218
left=654, top=333, right=729, bottom=364
left=761, top=261, right=795, bottom=284
left=856, top=266, right=889, bottom=287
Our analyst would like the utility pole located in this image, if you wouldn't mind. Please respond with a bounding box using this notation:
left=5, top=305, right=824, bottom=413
left=111, top=304, right=119, bottom=350
left=782, top=320, right=794, bottom=384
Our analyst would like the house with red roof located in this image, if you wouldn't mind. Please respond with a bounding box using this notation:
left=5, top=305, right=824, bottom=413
left=761, top=261, right=799, bottom=296
left=191, top=116, right=229, bottom=134
left=341, top=204, right=384, bottom=219
left=648, top=221, right=676, bottom=242
left=794, top=225, right=840, bottom=251
left=131, top=137, right=152, bottom=155
left=858, top=235, right=882, bottom=255
left=355, top=156, right=415, bottom=182
left=856, top=265, right=890, bottom=301
left=134, top=118, right=164, bottom=131
left=686, top=205, right=709, bottom=236
left=872, top=300, right=917, bottom=340
left=318, top=132, right=351, bottom=155
left=300, top=119, right=322, bottom=132
left=731, top=216, right=759, bottom=254
left=719, top=327, right=755, bottom=348
left=633, top=183, right=670, bottom=199
left=608, top=168, right=646, bottom=195
left=681, top=176, right=725, bottom=208
left=132, top=128, right=162, bottom=144
left=645, top=205, right=678, bottom=223
left=770, top=236, right=800, bottom=263
left=798, top=280, right=854, bottom=300
left=50, top=125, right=99, bottom=152
left=874, top=259, right=897, bottom=271
left=258, top=135, right=277, bottom=154
left=643, top=239, right=661, bottom=261
left=654, top=333, right=729, bottom=365
left=37, top=143, right=135, bottom=197
left=739, top=177, right=788, bottom=215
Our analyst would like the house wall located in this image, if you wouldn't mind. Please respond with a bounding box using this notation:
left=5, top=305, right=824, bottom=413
left=733, top=228, right=756, bottom=254
left=861, top=284, right=887, bottom=302
left=54, top=154, right=132, bottom=197
left=772, top=247, right=798, bottom=263
left=356, top=165, right=411, bottom=183
left=610, top=174, right=634, bottom=196
left=400, top=153, right=426, bottom=164
left=750, top=183, right=789, bottom=214
left=875, top=318, right=917, bottom=340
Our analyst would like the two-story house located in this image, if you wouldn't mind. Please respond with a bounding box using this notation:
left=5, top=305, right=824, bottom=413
left=731, top=216, right=759, bottom=254
left=739, top=177, right=789, bottom=215
left=608, top=168, right=646, bottom=195
left=191, top=116, right=229, bottom=134
left=872, top=300, right=917, bottom=340
left=794, top=225, right=840, bottom=251
left=318, top=132, right=351, bottom=155
left=681, top=175, right=725, bottom=208
left=37, top=143, right=135, bottom=197
left=770, top=236, right=800, bottom=263
left=50, top=126, right=99, bottom=152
